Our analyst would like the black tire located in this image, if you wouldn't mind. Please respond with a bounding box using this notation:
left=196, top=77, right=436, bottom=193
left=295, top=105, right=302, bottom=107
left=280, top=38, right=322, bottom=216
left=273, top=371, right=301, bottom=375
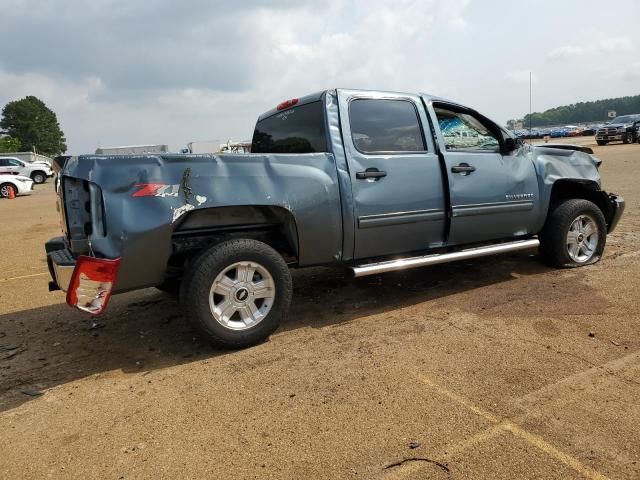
left=623, top=132, right=633, bottom=144
left=31, top=171, right=46, bottom=184
left=0, top=183, right=16, bottom=198
left=539, top=199, right=606, bottom=268
left=596, top=140, right=607, bottom=146
left=180, top=239, right=292, bottom=349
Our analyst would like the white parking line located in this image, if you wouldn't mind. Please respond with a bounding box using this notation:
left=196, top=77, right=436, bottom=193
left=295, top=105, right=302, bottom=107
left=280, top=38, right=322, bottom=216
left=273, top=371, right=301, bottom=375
left=0, top=272, right=48, bottom=283
left=383, top=374, right=610, bottom=480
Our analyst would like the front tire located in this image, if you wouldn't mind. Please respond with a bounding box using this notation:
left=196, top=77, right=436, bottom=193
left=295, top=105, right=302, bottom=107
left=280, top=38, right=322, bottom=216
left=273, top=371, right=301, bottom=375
left=596, top=140, right=607, bottom=146
left=180, top=239, right=292, bottom=348
left=539, top=199, right=606, bottom=268
left=623, top=132, right=633, bottom=144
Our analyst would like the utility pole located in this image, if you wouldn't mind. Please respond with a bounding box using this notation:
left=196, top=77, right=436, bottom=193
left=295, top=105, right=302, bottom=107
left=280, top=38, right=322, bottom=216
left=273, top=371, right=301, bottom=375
left=529, top=71, right=532, bottom=134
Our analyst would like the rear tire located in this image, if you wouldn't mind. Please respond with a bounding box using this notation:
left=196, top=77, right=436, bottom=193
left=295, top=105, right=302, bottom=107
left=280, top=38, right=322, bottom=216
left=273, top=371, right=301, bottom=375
left=0, top=183, right=16, bottom=198
left=596, top=140, right=607, bottom=146
left=180, top=239, right=292, bottom=349
left=539, top=199, right=606, bottom=268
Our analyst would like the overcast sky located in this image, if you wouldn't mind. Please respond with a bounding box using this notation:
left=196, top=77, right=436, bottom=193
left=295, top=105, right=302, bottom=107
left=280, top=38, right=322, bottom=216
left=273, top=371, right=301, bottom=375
left=1, top=0, right=639, bottom=154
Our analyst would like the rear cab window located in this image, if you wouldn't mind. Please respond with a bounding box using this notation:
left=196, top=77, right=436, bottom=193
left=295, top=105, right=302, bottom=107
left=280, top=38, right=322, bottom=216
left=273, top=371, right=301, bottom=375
left=349, top=99, right=426, bottom=153
left=251, top=101, right=328, bottom=154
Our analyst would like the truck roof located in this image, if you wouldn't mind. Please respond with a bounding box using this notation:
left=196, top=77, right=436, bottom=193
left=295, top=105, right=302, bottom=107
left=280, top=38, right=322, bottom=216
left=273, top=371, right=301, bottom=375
left=256, top=89, right=463, bottom=122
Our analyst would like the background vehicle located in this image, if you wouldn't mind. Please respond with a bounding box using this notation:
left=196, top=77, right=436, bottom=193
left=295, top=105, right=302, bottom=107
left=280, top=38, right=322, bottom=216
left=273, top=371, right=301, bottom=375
left=0, top=156, right=53, bottom=184
left=550, top=127, right=568, bottom=138
left=45, top=89, right=625, bottom=349
left=564, top=125, right=582, bottom=136
left=0, top=174, right=34, bottom=198
left=595, top=114, right=640, bottom=145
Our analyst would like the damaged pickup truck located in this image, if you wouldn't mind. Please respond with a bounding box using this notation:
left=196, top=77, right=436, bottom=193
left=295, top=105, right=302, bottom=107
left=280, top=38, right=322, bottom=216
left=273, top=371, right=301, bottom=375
left=45, top=89, right=625, bottom=348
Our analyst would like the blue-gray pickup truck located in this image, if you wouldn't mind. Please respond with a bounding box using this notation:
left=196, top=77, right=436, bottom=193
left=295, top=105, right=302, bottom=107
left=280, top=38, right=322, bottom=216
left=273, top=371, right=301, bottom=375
left=46, top=89, right=624, bottom=348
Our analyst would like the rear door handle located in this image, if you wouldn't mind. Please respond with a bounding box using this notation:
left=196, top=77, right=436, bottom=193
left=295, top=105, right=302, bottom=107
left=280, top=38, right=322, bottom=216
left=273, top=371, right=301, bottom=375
left=356, top=168, right=387, bottom=180
left=451, top=163, right=476, bottom=174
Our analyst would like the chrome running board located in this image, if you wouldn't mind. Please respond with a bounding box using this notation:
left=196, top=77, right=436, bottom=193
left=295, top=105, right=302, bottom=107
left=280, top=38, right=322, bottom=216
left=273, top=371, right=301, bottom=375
left=351, top=239, right=540, bottom=278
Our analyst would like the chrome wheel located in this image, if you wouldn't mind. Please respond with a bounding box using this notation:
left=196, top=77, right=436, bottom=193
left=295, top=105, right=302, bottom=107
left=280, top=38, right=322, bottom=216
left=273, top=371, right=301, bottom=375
left=33, top=173, right=45, bottom=184
left=566, top=214, right=599, bottom=263
left=208, top=261, right=275, bottom=331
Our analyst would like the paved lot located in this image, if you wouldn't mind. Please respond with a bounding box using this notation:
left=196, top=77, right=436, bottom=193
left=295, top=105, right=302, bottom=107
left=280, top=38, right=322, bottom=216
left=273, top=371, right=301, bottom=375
left=1, top=142, right=639, bottom=479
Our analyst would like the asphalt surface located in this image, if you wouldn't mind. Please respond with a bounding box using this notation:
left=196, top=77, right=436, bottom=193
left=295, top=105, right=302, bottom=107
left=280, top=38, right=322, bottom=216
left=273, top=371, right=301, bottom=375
left=0, top=141, right=639, bottom=479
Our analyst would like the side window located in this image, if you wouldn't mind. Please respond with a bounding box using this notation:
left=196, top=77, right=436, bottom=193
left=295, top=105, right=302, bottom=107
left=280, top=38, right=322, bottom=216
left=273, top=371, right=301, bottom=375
left=8, top=159, right=22, bottom=166
left=434, top=107, right=500, bottom=153
left=349, top=99, right=426, bottom=153
left=0, top=159, right=8, bottom=167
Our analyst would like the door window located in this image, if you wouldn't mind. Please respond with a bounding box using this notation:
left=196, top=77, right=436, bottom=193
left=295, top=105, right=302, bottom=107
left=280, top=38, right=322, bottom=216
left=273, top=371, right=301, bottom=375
left=349, top=99, right=426, bottom=154
left=434, top=107, right=500, bottom=153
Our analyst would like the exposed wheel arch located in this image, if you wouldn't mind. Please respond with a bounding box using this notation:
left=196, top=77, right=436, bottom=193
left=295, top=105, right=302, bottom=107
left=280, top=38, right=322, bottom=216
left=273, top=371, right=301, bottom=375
left=171, top=205, right=300, bottom=263
left=548, top=179, right=614, bottom=230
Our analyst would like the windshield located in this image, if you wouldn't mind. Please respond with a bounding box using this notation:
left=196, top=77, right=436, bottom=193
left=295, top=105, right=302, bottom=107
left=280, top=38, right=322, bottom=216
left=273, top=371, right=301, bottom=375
left=611, top=115, right=637, bottom=124
left=251, top=101, right=328, bottom=154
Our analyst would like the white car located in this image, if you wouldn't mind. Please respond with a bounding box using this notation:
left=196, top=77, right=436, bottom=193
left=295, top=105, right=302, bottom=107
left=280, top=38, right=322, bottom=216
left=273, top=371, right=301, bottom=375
left=0, top=174, right=34, bottom=198
left=0, top=156, right=53, bottom=184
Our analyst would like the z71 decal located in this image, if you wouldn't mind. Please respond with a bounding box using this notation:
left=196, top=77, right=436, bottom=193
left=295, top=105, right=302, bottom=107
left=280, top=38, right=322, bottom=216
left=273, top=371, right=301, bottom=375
left=132, top=183, right=180, bottom=198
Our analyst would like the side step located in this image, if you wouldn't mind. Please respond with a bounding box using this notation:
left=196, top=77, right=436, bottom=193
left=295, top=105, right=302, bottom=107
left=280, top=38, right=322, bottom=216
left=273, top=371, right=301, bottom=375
left=351, top=239, right=540, bottom=278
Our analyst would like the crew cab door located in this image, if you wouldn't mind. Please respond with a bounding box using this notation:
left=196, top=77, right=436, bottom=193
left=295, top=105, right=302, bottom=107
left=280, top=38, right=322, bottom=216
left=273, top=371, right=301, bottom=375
left=338, top=90, right=446, bottom=259
left=427, top=102, right=539, bottom=245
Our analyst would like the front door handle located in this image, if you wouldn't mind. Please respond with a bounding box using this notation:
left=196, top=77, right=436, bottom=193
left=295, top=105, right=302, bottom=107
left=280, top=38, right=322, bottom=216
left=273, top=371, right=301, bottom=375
left=356, top=168, right=387, bottom=180
left=451, top=163, right=476, bottom=174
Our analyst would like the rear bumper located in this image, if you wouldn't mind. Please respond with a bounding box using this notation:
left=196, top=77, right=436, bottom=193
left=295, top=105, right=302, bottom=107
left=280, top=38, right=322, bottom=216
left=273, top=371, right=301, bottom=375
left=607, top=194, right=625, bottom=233
left=45, top=237, right=75, bottom=292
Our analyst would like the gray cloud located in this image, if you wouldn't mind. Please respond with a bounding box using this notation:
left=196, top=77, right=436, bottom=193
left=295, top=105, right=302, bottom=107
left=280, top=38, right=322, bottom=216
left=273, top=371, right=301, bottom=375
left=1, top=0, right=639, bottom=154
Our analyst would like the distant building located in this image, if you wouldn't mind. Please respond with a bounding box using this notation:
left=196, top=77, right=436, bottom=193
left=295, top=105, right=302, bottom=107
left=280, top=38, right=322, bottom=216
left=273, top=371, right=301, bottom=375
left=95, top=144, right=169, bottom=155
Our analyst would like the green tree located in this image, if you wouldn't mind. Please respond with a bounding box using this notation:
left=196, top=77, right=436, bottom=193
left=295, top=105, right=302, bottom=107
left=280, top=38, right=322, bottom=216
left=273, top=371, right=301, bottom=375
left=0, top=135, right=21, bottom=153
left=0, top=96, right=67, bottom=156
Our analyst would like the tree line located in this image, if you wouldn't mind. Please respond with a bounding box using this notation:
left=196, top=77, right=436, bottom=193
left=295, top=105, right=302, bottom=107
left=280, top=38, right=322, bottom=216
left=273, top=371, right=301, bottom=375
left=521, top=94, right=640, bottom=128
left=0, top=96, right=66, bottom=156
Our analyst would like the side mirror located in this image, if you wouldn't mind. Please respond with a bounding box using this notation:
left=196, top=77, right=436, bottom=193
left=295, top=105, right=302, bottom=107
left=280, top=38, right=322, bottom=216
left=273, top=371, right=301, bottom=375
left=504, top=137, right=520, bottom=153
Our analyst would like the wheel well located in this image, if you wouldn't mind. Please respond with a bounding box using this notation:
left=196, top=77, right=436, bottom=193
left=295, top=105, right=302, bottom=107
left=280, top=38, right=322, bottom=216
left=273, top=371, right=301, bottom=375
left=549, top=180, right=613, bottom=224
left=167, top=206, right=299, bottom=278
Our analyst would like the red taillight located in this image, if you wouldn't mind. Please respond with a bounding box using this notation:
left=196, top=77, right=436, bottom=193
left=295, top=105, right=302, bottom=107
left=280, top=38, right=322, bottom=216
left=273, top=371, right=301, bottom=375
left=276, top=98, right=299, bottom=111
left=66, top=256, right=121, bottom=315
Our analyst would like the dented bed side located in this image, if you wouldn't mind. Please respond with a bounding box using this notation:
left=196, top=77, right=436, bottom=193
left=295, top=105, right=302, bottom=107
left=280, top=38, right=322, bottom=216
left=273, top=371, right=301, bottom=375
left=58, top=152, right=343, bottom=291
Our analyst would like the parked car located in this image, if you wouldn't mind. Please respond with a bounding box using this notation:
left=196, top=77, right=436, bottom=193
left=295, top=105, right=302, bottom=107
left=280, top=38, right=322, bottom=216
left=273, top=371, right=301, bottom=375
left=0, top=174, right=34, bottom=198
left=0, top=156, right=54, bottom=184
left=595, top=114, right=640, bottom=145
left=550, top=127, right=568, bottom=138
left=582, top=124, right=599, bottom=136
left=563, top=125, right=582, bottom=137
left=45, top=88, right=624, bottom=348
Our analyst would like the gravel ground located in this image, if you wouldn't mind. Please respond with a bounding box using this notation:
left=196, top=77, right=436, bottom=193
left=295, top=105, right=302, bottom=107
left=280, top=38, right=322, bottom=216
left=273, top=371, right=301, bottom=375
left=0, top=142, right=638, bottom=479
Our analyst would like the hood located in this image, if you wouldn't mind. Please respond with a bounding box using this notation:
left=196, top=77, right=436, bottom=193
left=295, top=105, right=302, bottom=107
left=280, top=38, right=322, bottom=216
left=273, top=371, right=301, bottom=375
left=532, top=143, right=602, bottom=169
left=0, top=174, right=32, bottom=182
left=600, top=123, right=631, bottom=129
